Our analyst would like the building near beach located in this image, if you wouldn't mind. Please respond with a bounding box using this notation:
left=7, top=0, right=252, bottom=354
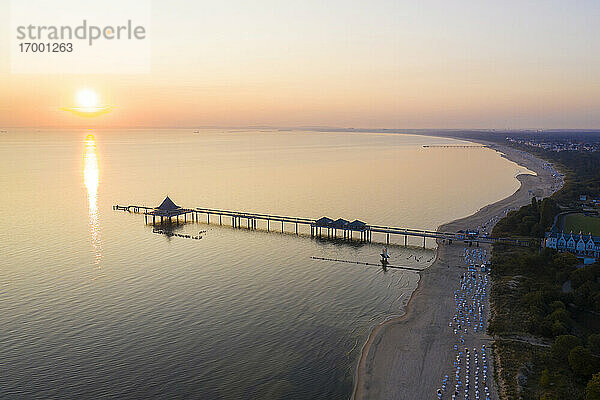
left=544, top=228, right=600, bottom=264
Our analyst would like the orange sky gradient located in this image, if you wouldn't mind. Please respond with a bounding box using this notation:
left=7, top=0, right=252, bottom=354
left=1, top=1, right=599, bottom=129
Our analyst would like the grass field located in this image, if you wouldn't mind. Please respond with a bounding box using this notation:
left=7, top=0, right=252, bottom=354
left=564, top=213, right=600, bottom=236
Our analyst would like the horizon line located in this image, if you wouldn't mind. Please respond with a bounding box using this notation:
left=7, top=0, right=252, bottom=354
left=3, top=125, right=600, bottom=133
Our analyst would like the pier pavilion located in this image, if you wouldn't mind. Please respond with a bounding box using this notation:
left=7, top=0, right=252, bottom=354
left=145, top=196, right=194, bottom=225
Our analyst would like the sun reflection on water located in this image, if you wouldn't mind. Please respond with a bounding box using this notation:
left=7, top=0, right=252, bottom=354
left=83, top=134, right=102, bottom=265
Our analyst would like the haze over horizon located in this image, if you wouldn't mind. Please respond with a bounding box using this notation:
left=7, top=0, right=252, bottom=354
left=1, top=0, right=599, bottom=129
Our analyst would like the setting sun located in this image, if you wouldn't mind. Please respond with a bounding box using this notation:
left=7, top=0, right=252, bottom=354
left=76, top=89, right=99, bottom=109
left=62, top=88, right=112, bottom=117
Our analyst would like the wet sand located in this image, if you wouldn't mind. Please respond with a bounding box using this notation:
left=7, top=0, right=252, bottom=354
left=352, top=143, right=561, bottom=400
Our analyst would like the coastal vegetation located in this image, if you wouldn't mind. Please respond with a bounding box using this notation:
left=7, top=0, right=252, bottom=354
left=487, top=143, right=600, bottom=399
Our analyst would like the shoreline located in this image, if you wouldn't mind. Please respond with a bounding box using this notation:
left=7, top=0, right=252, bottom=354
left=352, top=141, right=562, bottom=400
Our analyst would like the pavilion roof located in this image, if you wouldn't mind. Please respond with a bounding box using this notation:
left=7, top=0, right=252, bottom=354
left=315, top=217, right=334, bottom=227
left=348, top=219, right=367, bottom=230
left=146, top=196, right=190, bottom=217
left=332, top=218, right=350, bottom=228
left=156, top=196, right=180, bottom=211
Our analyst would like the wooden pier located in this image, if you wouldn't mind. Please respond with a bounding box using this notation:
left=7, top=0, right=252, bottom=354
left=422, top=145, right=487, bottom=148
left=113, top=197, right=531, bottom=247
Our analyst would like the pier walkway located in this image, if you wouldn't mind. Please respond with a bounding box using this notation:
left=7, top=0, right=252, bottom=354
left=422, top=145, right=487, bottom=148
left=113, top=200, right=531, bottom=247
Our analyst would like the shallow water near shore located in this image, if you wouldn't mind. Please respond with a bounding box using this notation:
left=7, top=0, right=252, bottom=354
left=1, top=129, right=531, bottom=399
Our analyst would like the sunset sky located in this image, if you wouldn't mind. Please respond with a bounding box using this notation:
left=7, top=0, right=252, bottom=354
left=1, top=0, right=599, bottom=129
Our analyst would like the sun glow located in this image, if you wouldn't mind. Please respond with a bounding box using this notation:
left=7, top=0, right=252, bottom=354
left=62, top=88, right=112, bottom=117
left=77, top=89, right=99, bottom=109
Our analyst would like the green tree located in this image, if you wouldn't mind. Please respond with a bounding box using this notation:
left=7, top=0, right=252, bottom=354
left=551, top=335, right=582, bottom=362
left=571, top=268, right=596, bottom=290
left=539, top=198, right=558, bottom=230
left=551, top=320, right=568, bottom=336
left=589, top=334, right=600, bottom=355
left=550, top=301, right=566, bottom=311
left=541, top=393, right=558, bottom=400
left=569, top=346, right=597, bottom=378
left=540, top=368, right=551, bottom=387
left=549, top=308, right=570, bottom=325
left=586, top=372, right=600, bottom=400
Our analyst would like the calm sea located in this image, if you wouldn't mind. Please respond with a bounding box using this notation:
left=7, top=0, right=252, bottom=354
left=0, top=129, right=530, bottom=399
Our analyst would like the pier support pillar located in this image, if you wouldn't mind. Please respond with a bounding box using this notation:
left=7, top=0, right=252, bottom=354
left=404, top=235, right=407, bottom=246
left=387, top=233, right=390, bottom=244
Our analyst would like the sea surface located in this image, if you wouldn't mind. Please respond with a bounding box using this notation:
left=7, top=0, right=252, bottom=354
left=0, top=129, right=531, bottom=399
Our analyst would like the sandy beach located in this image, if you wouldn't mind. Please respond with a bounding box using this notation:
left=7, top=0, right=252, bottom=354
left=352, top=143, right=562, bottom=400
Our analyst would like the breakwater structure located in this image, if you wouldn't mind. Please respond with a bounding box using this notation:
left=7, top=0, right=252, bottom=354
left=113, top=196, right=531, bottom=247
